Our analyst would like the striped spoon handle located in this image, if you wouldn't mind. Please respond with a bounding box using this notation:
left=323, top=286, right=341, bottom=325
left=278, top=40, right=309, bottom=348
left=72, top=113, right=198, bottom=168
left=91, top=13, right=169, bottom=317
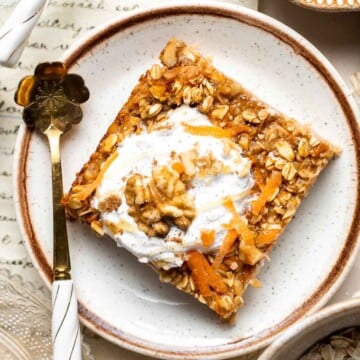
left=52, top=280, right=82, bottom=360
left=0, top=0, right=46, bottom=67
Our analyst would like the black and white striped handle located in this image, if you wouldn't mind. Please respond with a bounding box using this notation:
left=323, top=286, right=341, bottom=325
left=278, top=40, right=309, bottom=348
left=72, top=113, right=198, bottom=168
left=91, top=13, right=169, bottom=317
left=0, top=0, right=46, bottom=67
left=52, top=280, right=82, bottom=360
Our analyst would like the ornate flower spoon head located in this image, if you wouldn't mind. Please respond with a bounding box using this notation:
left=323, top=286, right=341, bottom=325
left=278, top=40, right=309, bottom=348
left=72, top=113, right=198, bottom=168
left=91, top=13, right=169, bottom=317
left=15, top=62, right=89, bottom=360
left=15, top=61, right=89, bottom=134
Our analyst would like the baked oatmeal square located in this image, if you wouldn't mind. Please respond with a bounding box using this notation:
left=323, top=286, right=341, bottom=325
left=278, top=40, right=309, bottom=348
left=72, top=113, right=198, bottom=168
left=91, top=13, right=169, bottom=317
left=63, top=39, right=339, bottom=319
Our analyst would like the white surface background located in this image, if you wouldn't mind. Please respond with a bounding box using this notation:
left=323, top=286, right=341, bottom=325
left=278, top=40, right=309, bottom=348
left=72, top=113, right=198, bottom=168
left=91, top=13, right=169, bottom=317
left=0, top=0, right=359, bottom=359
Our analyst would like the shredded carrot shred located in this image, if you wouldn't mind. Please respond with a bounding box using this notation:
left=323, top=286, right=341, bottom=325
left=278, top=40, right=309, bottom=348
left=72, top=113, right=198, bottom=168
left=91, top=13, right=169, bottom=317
left=200, top=229, right=216, bottom=248
left=251, top=171, right=282, bottom=216
left=223, top=197, right=238, bottom=216
left=187, top=251, right=227, bottom=297
left=223, top=198, right=255, bottom=244
left=187, top=251, right=212, bottom=298
left=73, top=151, right=118, bottom=201
left=256, top=229, right=280, bottom=246
left=206, top=270, right=228, bottom=294
left=222, top=198, right=265, bottom=266
left=212, top=229, right=238, bottom=269
left=182, top=123, right=233, bottom=138
left=182, top=123, right=253, bottom=139
left=172, top=162, right=185, bottom=174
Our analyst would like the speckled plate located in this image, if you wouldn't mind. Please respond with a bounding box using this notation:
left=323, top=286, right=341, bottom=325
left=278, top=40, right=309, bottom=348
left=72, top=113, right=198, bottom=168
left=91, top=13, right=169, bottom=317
left=290, top=0, right=360, bottom=12
left=13, top=1, right=360, bottom=359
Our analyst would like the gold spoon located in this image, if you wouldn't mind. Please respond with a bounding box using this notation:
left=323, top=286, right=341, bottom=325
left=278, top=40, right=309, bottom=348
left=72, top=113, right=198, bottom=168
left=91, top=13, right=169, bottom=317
left=15, top=62, right=89, bottom=360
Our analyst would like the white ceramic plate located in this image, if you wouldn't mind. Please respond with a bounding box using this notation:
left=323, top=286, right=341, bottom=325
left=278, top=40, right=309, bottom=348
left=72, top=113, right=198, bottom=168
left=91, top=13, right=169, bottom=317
left=13, top=2, right=360, bottom=359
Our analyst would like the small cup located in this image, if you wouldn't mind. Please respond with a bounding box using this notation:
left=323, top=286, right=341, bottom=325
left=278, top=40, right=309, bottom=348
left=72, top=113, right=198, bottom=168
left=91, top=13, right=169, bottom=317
left=258, top=297, right=360, bottom=360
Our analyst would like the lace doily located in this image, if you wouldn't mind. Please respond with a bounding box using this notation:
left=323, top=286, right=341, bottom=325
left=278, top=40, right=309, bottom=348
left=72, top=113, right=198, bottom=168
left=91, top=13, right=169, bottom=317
left=0, top=268, right=93, bottom=360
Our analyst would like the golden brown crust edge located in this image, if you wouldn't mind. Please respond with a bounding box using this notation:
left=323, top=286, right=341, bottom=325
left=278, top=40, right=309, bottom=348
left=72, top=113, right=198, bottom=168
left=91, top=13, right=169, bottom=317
left=63, top=39, right=340, bottom=319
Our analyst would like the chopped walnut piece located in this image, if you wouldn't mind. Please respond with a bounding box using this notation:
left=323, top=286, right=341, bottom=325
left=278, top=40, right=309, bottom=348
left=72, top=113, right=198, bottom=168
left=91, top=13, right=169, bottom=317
left=125, top=165, right=196, bottom=237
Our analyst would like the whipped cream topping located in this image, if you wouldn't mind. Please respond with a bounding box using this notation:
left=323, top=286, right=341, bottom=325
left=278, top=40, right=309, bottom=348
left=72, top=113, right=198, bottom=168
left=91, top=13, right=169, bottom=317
left=92, top=106, right=254, bottom=269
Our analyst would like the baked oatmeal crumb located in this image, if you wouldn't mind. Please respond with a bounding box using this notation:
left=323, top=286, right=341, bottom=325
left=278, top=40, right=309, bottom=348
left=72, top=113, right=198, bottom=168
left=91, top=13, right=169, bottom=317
left=98, top=194, right=122, bottom=213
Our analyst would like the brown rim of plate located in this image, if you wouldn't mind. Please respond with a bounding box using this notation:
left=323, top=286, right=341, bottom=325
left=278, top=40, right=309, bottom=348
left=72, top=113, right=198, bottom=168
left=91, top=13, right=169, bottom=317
left=15, top=4, right=360, bottom=359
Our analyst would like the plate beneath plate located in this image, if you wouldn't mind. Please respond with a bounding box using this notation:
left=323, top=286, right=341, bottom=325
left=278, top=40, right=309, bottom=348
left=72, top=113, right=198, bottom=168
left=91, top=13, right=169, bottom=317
left=13, top=1, right=360, bottom=359
left=290, top=0, right=360, bottom=11
left=0, top=269, right=93, bottom=360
